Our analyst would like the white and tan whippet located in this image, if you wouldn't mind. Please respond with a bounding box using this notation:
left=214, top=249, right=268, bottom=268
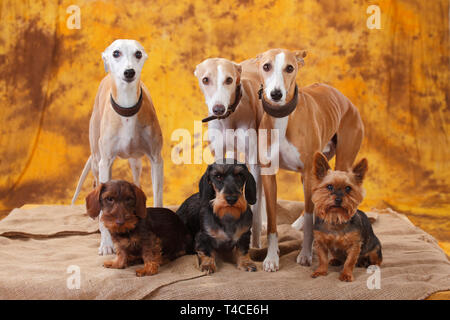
left=72, top=39, right=164, bottom=255
left=250, top=48, right=364, bottom=271
left=194, top=58, right=265, bottom=248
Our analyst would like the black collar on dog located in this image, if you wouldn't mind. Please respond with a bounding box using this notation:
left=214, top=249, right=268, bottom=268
left=110, top=88, right=143, bottom=117
left=202, top=83, right=242, bottom=123
left=258, top=84, right=298, bottom=118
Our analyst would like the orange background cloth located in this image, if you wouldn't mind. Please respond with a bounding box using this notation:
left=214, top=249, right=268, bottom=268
left=0, top=1, right=448, bottom=251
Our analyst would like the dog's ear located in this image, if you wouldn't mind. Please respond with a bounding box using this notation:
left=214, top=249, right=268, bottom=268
left=233, top=63, right=242, bottom=84
left=199, top=166, right=215, bottom=203
left=294, top=50, right=307, bottom=67
left=85, top=184, right=104, bottom=219
left=139, top=49, right=149, bottom=63
left=243, top=166, right=257, bottom=205
left=352, top=158, right=368, bottom=184
left=313, top=152, right=331, bottom=181
left=132, top=184, right=147, bottom=219
left=194, top=64, right=200, bottom=78
left=233, top=63, right=242, bottom=75
left=102, top=51, right=109, bottom=73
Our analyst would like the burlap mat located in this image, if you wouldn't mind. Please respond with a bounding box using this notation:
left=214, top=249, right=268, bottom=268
left=0, top=205, right=98, bottom=238
left=0, top=203, right=449, bottom=300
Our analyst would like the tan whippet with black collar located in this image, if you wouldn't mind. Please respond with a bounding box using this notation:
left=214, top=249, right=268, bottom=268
left=72, top=39, right=164, bottom=255
left=194, top=58, right=265, bottom=248
left=246, top=48, right=364, bottom=271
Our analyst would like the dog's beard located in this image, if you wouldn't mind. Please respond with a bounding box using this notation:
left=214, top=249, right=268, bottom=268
left=321, top=205, right=355, bottom=224
left=211, top=193, right=247, bottom=219
left=103, top=218, right=138, bottom=234
left=312, top=187, right=361, bottom=225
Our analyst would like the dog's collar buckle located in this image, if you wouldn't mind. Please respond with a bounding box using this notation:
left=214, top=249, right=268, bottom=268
left=202, top=83, right=242, bottom=123
left=259, top=84, right=299, bottom=118
left=110, top=88, right=143, bottom=117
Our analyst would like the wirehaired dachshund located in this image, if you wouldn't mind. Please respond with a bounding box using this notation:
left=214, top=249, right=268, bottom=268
left=176, top=160, right=258, bottom=274
left=85, top=180, right=191, bottom=277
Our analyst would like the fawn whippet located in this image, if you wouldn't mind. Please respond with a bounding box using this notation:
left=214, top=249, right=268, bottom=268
left=72, top=39, right=164, bottom=255
left=248, top=48, right=364, bottom=271
left=194, top=58, right=265, bottom=248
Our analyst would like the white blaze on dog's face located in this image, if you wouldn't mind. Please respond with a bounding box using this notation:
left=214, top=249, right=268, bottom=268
left=257, top=49, right=306, bottom=105
left=194, top=58, right=242, bottom=116
left=102, top=39, right=148, bottom=84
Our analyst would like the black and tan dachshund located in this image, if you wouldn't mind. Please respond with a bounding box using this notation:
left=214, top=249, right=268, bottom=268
left=176, top=160, right=258, bottom=274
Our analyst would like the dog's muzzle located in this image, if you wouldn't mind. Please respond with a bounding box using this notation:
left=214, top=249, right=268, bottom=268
left=225, top=195, right=239, bottom=205
left=202, top=84, right=242, bottom=123
left=123, top=69, right=136, bottom=82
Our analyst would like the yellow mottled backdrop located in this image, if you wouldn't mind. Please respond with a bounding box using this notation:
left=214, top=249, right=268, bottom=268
left=0, top=1, right=448, bottom=252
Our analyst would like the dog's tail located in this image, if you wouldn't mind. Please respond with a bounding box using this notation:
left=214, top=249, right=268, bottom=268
left=291, top=215, right=304, bottom=231
left=71, top=155, right=92, bottom=205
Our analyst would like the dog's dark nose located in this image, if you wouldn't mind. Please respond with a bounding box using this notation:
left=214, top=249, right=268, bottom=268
left=270, top=89, right=282, bottom=101
left=124, top=69, right=135, bottom=79
left=334, top=198, right=342, bottom=206
left=115, top=219, right=125, bottom=226
left=225, top=195, right=238, bottom=205
left=213, top=104, right=226, bottom=115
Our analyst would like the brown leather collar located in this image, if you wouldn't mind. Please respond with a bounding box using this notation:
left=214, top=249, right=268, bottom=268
left=258, top=84, right=298, bottom=118
left=202, top=83, right=242, bottom=123
left=110, top=88, right=143, bottom=117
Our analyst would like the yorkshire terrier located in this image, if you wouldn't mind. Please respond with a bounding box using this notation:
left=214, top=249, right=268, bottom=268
left=310, top=152, right=382, bottom=282
left=85, top=180, right=191, bottom=277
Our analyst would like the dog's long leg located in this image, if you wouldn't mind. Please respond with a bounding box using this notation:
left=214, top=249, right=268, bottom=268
left=261, top=174, right=279, bottom=272
left=291, top=175, right=305, bottom=231
left=334, top=108, right=364, bottom=172
left=297, top=172, right=314, bottom=266
left=128, top=157, right=142, bottom=187
left=249, top=164, right=263, bottom=248
left=98, top=156, right=115, bottom=256
left=149, top=153, right=163, bottom=207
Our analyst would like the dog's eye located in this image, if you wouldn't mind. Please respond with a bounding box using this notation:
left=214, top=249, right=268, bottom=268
left=112, top=50, right=121, bottom=58
left=202, top=77, right=209, bottom=85
left=105, top=196, right=114, bottom=203
left=263, top=63, right=271, bottom=72
left=135, top=51, right=142, bottom=59
left=225, top=77, right=233, bottom=85
left=345, top=186, right=352, bottom=193
left=286, top=65, right=294, bottom=73
left=126, top=197, right=134, bottom=204
left=215, top=174, right=223, bottom=181
left=326, top=185, right=333, bottom=191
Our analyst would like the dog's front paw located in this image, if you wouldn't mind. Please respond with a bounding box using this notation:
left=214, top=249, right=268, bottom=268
left=311, top=269, right=328, bottom=278
left=136, top=262, right=159, bottom=277
left=237, top=260, right=257, bottom=272
left=200, top=261, right=216, bottom=274
left=98, top=237, right=115, bottom=256
left=103, top=259, right=125, bottom=269
left=198, top=254, right=216, bottom=274
left=262, top=254, right=279, bottom=272
left=103, top=260, right=114, bottom=268
left=296, top=248, right=312, bottom=266
left=339, top=271, right=354, bottom=282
